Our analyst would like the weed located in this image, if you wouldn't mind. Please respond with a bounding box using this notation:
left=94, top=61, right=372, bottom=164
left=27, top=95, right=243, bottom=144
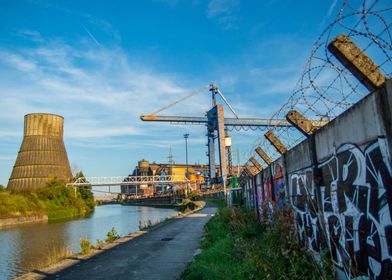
left=106, top=227, right=120, bottom=242
left=95, top=239, right=106, bottom=250
left=27, top=244, right=73, bottom=270
left=138, top=219, right=155, bottom=230
left=80, top=238, right=93, bottom=255
left=182, top=204, right=334, bottom=280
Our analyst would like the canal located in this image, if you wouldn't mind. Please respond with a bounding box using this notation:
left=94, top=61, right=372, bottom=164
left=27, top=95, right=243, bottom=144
left=0, top=204, right=179, bottom=280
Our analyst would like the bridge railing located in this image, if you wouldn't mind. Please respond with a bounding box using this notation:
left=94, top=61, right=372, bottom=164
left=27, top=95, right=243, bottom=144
left=67, top=175, right=196, bottom=187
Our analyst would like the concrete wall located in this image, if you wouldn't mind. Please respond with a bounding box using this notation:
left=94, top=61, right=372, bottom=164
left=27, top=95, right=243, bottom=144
left=239, top=80, right=392, bottom=280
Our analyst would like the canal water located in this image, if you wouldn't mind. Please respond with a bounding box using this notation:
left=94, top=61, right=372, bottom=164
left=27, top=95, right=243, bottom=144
left=0, top=204, right=179, bottom=280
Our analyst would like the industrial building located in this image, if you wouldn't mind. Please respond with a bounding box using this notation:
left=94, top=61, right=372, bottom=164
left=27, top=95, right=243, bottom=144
left=120, top=159, right=213, bottom=196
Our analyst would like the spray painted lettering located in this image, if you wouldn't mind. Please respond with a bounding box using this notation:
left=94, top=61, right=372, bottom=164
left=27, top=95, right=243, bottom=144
left=290, top=139, right=392, bottom=279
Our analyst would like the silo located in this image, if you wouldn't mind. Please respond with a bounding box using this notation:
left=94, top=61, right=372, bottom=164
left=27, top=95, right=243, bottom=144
left=7, top=113, right=72, bottom=190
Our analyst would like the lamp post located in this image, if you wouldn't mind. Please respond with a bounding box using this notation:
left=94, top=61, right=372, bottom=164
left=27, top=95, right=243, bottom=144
left=184, top=133, right=189, bottom=194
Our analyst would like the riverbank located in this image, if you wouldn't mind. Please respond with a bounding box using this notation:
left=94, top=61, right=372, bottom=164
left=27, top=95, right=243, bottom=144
left=182, top=203, right=333, bottom=280
left=0, top=213, right=48, bottom=229
left=15, top=201, right=206, bottom=280
left=0, top=182, right=95, bottom=228
left=121, top=197, right=203, bottom=212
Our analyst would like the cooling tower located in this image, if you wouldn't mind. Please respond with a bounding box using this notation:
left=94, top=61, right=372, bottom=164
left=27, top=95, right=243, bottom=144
left=7, top=113, right=72, bottom=190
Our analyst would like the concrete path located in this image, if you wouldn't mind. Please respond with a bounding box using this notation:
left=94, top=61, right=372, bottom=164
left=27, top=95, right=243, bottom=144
left=45, top=204, right=217, bottom=280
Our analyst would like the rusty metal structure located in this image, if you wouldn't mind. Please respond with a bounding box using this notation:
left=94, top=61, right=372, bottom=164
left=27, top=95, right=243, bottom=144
left=7, top=113, right=72, bottom=190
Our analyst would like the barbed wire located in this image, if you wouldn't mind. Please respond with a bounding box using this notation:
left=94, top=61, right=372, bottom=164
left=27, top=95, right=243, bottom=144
left=247, top=0, right=392, bottom=167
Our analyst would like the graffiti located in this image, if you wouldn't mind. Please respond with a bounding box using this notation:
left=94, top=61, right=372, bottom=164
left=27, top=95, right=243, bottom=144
left=261, top=176, right=274, bottom=221
left=272, top=163, right=286, bottom=209
left=289, top=138, right=392, bottom=279
left=256, top=174, right=264, bottom=222
left=289, top=168, right=323, bottom=254
left=255, top=163, right=287, bottom=221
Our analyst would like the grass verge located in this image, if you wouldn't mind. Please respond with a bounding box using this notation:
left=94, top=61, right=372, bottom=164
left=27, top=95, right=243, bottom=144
left=182, top=203, right=333, bottom=280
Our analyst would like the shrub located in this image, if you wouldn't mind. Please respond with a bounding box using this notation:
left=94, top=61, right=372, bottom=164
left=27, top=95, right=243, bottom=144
left=106, top=227, right=120, bottom=242
left=177, top=199, right=197, bottom=213
left=80, top=238, right=93, bottom=255
left=95, top=239, right=106, bottom=250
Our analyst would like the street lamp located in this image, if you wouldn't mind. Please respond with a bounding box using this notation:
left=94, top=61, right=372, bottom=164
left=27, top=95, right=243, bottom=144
left=184, top=133, right=189, bottom=194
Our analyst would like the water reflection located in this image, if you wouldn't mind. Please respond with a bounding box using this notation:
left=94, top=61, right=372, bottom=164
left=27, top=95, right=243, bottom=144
left=0, top=205, right=178, bottom=280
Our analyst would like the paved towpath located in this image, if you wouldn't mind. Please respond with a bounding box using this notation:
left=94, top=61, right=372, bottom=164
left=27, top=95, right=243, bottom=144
left=45, top=203, right=217, bottom=280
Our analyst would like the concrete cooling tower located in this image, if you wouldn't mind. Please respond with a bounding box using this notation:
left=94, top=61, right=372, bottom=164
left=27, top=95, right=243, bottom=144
left=7, top=113, right=72, bottom=190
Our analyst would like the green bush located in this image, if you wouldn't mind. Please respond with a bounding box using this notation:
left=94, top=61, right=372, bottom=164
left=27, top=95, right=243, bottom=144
left=106, top=227, right=120, bottom=243
left=0, top=179, right=95, bottom=219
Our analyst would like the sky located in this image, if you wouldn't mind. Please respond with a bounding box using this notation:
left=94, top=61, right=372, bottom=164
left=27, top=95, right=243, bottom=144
left=0, top=0, right=341, bottom=186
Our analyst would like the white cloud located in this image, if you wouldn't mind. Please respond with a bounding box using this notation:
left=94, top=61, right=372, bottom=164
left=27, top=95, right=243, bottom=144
left=0, top=34, right=212, bottom=145
left=206, top=0, right=240, bottom=30
left=18, top=29, right=45, bottom=43
left=1, top=52, right=37, bottom=71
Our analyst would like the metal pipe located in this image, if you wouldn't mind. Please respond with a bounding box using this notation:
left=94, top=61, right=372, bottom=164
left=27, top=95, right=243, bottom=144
left=184, top=133, right=189, bottom=194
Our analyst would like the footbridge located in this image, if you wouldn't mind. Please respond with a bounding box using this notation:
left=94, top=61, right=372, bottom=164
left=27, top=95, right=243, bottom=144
left=67, top=175, right=198, bottom=189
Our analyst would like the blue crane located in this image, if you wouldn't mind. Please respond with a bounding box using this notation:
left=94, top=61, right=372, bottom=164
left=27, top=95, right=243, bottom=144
left=139, top=83, right=304, bottom=191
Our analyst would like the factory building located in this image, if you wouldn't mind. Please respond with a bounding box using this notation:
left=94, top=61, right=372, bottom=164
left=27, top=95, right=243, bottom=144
left=121, top=160, right=211, bottom=196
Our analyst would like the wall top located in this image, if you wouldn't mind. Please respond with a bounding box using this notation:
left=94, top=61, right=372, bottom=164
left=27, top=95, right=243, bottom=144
left=24, top=113, right=64, bottom=137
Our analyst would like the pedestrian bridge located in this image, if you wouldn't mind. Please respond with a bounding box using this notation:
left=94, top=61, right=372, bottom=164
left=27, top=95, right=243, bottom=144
left=67, top=175, right=196, bottom=188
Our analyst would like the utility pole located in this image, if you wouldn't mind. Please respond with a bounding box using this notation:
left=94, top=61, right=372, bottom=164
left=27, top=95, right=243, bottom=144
left=184, top=133, right=189, bottom=194
left=237, top=147, right=240, bottom=176
left=168, top=146, right=174, bottom=165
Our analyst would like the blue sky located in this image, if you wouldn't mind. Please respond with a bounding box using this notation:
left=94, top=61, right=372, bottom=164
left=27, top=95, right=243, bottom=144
left=0, top=0, right=341, bottom=186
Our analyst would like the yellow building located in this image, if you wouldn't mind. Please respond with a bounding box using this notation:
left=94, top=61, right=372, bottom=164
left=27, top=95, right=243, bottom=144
left=121, top=160, right=209, bottom=195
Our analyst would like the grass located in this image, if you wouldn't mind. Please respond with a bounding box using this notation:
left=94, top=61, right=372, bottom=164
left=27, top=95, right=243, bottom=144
left=0, top=179, right=95, bottom=220
left=27, top=244, right=73, bottom=270
left=80, top=238, right=93, bottom=255
left=182, top=202, right=333, bottom=280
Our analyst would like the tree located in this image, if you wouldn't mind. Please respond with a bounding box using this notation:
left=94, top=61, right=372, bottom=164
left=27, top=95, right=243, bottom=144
left=73, top=170, right=85, bottom=181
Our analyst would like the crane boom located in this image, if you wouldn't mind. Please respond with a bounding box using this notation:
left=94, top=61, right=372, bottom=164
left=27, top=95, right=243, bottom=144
left=150, top=85, right=209, bottom=116
left=140, top=115, right=328, bottom=127
left=216, top=89, right=239, bottom=119
left=140, top=115, right=292, bottom=127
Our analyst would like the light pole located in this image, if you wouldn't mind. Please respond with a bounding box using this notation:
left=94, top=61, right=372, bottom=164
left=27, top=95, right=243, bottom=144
left=184, top=133, right=189, bottom=194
